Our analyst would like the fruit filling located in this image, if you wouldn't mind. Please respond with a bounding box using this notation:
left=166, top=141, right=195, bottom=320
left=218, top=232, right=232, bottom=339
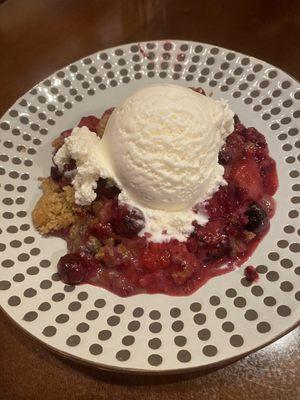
left=32, top=91, right=278, bottom=297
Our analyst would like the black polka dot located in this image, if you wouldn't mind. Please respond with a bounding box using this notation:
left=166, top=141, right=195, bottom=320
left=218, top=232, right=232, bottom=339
left=280, top=258, right=293, bottom=268
left=66, top=335, right=80, bottom=347
left=52, top=293, right=65, bottom=302
left=215, top=307, right=227, bottom=319
left=280, top=281, right=293, bottom=292
left=209, top=296, right=220, bottom=306
left=116, top=350, right=130, bottom=361
left=170, top=307, right=181, bottom=318
left=68, top=301, right=81, bottom=311
left=98, top=330, right=112, bottom=340
left=225, top=288, right=237, bottom=298
left=0, top=281, right=11, bottom=290
left=251, top=286, right=263, bottom=296
left=133, top=307, right=144, bottom=317
left=177, top=350, right=191, bottom=362
left=149, top=322, right=162, bottom=333
left=148, top=354, right=162, bottom=366
left=149, top=310, right=161, bottom=320
left=222, top=321, right=235, bottom=332
left=38, top=302, right=51, bottom=311
left=77, top=322, right=90, bottom=333
left=86, top=310, right=99, bottom=320
left=94, top=299, right=106, bottom=308
left=264, top=296, right=276, bottom=306
left=56, top=314, right=69, bottom=324
left=234, top=297, right=246, bottom=307
left=266, top=271, right=279, bottom=281
left=122, top=335, right=135, bottom=346
left=227, top=330, right=244, bottom=346
left=198, top=329, right=211, bottom=341
left=148, top=338, right=161, bottom=349
left=89, top=344, right=102, bottom=355
left=43, top=326, right=56, bottom=337
left=193, top=313, right=206, bottom=325
left=77, top=291, right=88, bottom=301
left=202, top=345, right=217, bottom=357
left=244, top=310, right=258, bottom=321
left=190, top=302, right=201, bottom=312
left=13, top=274, right=25, bottom=283
left=23, top=311, right=38, bottom=322
left=40, top=280, right=52, bottom=289
left=277, top=305, right=291, bottom=317
left=107, top=315, right=120, bottom=326
left=174, top=335, right=187, bottom=347
left=257, top=322, right=271, bottom=333
left=24, top=288, right=37, bottom=298
left=128, top=321, right=140, bottom=332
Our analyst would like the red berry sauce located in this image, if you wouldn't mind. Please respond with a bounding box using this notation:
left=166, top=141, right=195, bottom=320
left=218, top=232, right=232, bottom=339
left=53, top=111, right=278, bottom=297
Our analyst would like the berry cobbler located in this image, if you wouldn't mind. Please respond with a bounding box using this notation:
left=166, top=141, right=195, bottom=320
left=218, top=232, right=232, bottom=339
left=32, top=85, right=278, bottom=297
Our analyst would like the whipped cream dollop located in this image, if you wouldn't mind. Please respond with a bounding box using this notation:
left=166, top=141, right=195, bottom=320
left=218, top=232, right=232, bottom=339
left=54, top=84, right=234, bottom=242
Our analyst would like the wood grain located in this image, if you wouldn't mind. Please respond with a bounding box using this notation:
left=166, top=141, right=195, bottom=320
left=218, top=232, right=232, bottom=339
left=0, top=0, right=299, bottom=399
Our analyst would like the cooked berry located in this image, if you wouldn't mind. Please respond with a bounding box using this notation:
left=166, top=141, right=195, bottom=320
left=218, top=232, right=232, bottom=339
left=242, top=127, right=266, bottom=147
left=57, top=253, right=87, bottom=284
left=77, top=115, right=100, bottom=132
left=50, top=166, right=61, bottom=181
left=218, top=148, right=231, bottom=165
left=230, top=158, right=263, bottom=200
left=111, top=206, right=145, bottom=236
left=244, top=265, right=259, bottom=283
left=89, top=221, right=113, bottom=239
left=245, top=202, right=267, bottom=232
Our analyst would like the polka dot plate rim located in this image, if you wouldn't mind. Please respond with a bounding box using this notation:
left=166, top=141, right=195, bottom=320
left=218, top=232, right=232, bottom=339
left=0, top=40, right=299, bottom=373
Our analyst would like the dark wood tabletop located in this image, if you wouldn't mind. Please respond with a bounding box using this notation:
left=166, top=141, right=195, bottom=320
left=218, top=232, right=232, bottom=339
left=0, top=1, right=299, bottom=399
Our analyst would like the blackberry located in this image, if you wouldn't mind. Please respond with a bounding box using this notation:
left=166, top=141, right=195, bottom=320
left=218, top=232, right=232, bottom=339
left=245, top=202, right=267, bottom=232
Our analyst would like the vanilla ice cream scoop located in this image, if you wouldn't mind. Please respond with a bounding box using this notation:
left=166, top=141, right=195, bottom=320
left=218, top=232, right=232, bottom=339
left=101, top=84, right=234, bottom=211
left=54, top=84, right=234, bottom=242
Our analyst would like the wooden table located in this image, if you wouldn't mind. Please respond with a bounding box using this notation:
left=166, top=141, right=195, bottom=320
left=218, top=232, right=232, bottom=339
left=0, top=1, right=299, bottom=399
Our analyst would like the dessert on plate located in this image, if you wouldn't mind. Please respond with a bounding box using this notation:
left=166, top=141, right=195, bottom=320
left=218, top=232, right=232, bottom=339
left=32, top=84, right=278, bottom=296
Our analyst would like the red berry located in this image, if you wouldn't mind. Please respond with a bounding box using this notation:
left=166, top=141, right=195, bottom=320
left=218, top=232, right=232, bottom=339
left=57, top=253, right=87, bottom=284
left=230, top=158, right=263, bottom=200
left=222, top=132, right=245, bottom=163
left=89, top=221, right=113, bottom=239
left=242, top=127, right=267, bottom=147
left=244, top=265, right=259, bottom=283
left=77, top=115, right=100, bottom=133
left=111, top=205, right=145, bottom=237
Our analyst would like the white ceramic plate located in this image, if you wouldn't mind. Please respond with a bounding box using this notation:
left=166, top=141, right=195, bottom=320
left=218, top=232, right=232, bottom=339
left=0, top=40, right=299, bottom=373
